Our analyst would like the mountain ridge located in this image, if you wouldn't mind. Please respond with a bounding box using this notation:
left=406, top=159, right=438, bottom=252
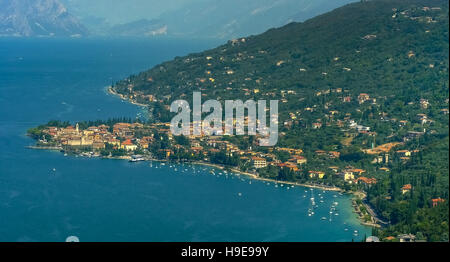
left=61, top=0, right=358, bottom=38
left=108, top=19, right=167, bottom=37
left=0, top=0, right=87, bottom=37
left=155, top=0, right=358, bottom=39
left=113, top=0, right=448, bottom=106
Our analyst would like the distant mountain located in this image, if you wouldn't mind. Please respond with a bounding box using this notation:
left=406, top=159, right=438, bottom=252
left=0, top=0, right=87, bottom=37
left=160, top=0, right=358, bottom=39
left=60, top=0, right=201, bottom=25
left=59, top=0, right=357, bottom=39
left=108, top=19, right=167, bottom=37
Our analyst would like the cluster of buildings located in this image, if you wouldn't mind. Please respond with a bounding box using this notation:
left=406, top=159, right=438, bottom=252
left=41, top=122, right=155, bottom=152
left=45, top=123, right=108, bottom=150
left=38, top=85, right=433, bottom=189
left=38, top=119, right=386, bottom=185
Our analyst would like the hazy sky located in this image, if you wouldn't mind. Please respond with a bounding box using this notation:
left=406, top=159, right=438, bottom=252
left=62, top=0, right=208, bottom=24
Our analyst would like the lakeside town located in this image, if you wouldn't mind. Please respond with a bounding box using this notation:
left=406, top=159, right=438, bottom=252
left=27, top=95, right=447, bottom=242
left=24, top=1, right=449, bottom=242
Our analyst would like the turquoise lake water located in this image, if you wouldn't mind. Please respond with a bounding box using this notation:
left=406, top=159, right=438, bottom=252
left=0, top=38, right=371, bottom=242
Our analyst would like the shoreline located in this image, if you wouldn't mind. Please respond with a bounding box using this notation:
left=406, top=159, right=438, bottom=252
left=28, top=85, right=386, bottom=229
left=26, top=145, right=63, bottom=150
left=27, top=143, right=382, bottom=228
left=190, top=161, right=384, bottom=228
left=191, top=161, right=343, bottom=192
left=102, top=90, right=347, bottom=192
left=106, top=86, right=149, bottom=107
left=103, top=88, right=351, bottom=192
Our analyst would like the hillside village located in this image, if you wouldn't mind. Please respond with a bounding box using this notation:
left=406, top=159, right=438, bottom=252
left=32, top=82, right=447, bottom=189
left=29, top=87, right=447, bottom=233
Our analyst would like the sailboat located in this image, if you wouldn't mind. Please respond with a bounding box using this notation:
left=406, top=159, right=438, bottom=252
left=310, top=189, right=315, bottom=206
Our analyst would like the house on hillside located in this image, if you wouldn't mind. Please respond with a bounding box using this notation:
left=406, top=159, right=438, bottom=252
left=252, top=157, right=267, bottom=169
left=121, top=139, right=137, bottom=151
left=401, top=184, right=412, bottom=194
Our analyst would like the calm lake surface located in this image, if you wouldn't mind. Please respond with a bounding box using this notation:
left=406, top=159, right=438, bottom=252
left=0, top=38, right=371, bottom=242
